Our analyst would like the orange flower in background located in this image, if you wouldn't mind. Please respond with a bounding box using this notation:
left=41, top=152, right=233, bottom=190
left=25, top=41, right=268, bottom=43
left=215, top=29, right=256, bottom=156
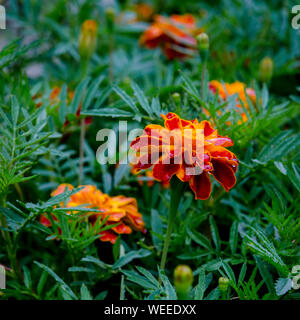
left=130, top=112, right=238, bottom=200
left=133, top=3, right=154, bottom=21
left=33, top=86, right=64, bottom=108
left=40, top=184, right=146, bottom=244
left=49, top=86, right=61, bottom=102
left=140, top=14, right=202, bottom=59
left=208, top=81, right=256, bottom=123
left=209, top=81, right=256, bottom=105
left=34, top=86, right=92, bottom=127
left=49, top=86, right=74, bottom=105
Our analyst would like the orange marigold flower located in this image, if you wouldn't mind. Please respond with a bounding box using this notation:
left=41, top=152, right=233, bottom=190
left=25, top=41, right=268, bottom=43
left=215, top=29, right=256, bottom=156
left=208, top=80, right=256, bottom=123
left=49, top=86, right=62, bottom=102
left=40, top=184, right=146, bottom=244
left=140, top=14, right=202, bottom=60
left=130, top=112, right=238, bottom=200
left=34, top=87, right=92, bottom=127
left=133, top=3, right=154, bottom=21
left=33, top=86, right=67, bottom=109
left=209, top=81, right=256, bottom=104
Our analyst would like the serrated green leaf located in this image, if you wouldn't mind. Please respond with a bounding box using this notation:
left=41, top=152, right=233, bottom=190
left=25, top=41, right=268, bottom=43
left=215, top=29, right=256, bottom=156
left=209, top=216, right=221, bottom=252
left=275, top=278, right=292, bottom=296
left=80, top=283, right=93, bottom=300
left=112, top=249, right=151, bottom=269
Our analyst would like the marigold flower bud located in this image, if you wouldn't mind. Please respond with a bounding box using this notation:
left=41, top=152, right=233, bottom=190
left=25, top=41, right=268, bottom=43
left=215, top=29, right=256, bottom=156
left=172, top=92, right=181, bottom=107
left=105, top=7, right=115, bottom=33
left=174, top=265, right=194, bottom=299
left=199, top=10, right=207, bottom=19
left=78, top=20, right=98, bottom=60
left=259, top=56, right=274, bottom=83
left=122, top=77, right=131, bottom=87
left=197, top=32, right=209, bottom=52
left=218, top=277, right=230, bottom=292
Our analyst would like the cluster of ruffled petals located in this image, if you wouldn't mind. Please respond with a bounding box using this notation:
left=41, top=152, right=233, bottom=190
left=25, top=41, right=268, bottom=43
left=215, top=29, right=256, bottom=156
left=209, top=81, right=256, bottom=123
left=133, top=3, right=154, bottom=21
left=130, top=112, right=239, bottom=200
left=40, top=184, right=146, bottom=244
left=140, top=14, right=202, bottom=59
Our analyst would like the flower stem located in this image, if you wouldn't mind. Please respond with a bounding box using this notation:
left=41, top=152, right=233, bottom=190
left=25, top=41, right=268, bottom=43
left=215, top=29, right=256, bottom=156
left=120, top=275, right=125, bottom=300
left=78, top=55, right=89, bottom=186
left=108, top=35, right=114, bottom=84
left=79, top=118, right=86, bottom=185
left=14, top=183, right=24, bottom=201
left=160, top=178, right=185, bottom=272
left=0, top=193, right=22, bottom=281
left=201, top=59, right=207, bottom=100
left=199, top=40, right=209, bottom=101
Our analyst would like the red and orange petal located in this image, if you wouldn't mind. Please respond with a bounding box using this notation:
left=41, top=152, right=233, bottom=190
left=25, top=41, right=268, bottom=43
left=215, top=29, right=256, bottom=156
left=210, top=158, right=237, bottom=192
left=68, top=185, right=103, bottom=207
left=157, top=18, right=196, bottom=47
left=134, top=3, right=154, bottom=21
left=99, top=230, right=118, bottom=244
left=139, top=25, right=164, bottom=48
left=153, top=163, right=180, bottom=183
left=101, top=210, right=127, bottom=222
left=246, top=88, right=256, bottom=104
left=40, top=214, right=52, bottom=227
left=51, top=183, right=74, bottom=197
left=170, top=14, right=196, bottom=29
left=112, top=223, right=132, bottom=234
left=130, top=112, right=239, bottom=200
left=139, top=14, right=198, bottom=59
left=162, top=180, right=170, bottom=189
left=208, top=80, right=257, bottom=124
left=209, top=80, right=256, bottom=108
left=40, top=213, right=62, bottom=236
left=132, top=167, right=170, bottom=188
left=50, top=86, right=61, bottom=101
left=189, top=171, right=211, bottom=200
left=49, top=87, right=75, bottom=103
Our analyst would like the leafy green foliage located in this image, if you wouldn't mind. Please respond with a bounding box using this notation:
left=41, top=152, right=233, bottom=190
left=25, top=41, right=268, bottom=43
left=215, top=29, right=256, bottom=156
left=0, top=0, right=299, bottom=301
left=0, top=97, right=52, bottom=195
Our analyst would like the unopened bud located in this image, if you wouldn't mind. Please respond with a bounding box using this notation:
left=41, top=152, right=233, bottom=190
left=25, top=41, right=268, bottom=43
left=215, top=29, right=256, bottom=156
left=172, top=92, right=181, bottom=107
left=259, top=56, right=274, bottom=83
left=198, top=10, right=207, bottom=19
left=219, top=277, right=230, bottom=292
left=122, top=77, right=131, bottom=87
left=78, top=20, right=98, bottom=60
left=106, top=7, right=115, bottom=33
left=174, top=265, right=194, bottom=297
left=197, top=33, right=209, bottom=52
